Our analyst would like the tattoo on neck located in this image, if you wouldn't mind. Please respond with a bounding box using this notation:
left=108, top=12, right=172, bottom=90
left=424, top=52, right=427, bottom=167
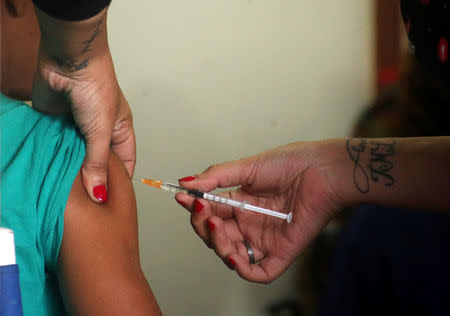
left=346, top=138, right=396, bottom=193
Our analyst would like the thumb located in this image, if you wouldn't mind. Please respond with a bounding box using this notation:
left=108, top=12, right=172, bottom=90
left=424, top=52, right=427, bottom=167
left=81, top=133, right=111, bottom=203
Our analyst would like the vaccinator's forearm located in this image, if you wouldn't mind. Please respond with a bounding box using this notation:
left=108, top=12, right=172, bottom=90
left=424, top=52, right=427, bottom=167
left=323, top=137, right=450, bottom=212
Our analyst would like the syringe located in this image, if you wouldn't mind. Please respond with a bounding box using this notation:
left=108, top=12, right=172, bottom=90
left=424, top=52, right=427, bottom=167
left=132, top=177, right=293, bottom=223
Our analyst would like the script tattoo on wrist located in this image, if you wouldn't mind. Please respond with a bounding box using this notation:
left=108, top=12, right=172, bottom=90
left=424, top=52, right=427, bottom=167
left=346, top=138, right=396, bottom=193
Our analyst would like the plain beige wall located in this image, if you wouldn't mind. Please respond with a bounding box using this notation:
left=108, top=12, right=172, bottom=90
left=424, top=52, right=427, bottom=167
left=108, top=1, right=374, bottom=315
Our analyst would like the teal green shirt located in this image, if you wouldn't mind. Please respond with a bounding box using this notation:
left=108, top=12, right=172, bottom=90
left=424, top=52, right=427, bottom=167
left=0, top=94, right=86, bottom=315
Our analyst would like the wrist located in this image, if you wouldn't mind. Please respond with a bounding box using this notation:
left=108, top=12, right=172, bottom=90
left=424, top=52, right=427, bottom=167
left=34, top=5, right=109, bottom=73
left=313, top=138, right=363, bottom=209
left=318, top=137, right=405, bottom=209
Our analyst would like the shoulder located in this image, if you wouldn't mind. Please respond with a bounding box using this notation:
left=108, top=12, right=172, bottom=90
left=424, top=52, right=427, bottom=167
left=57, top=152, right=162, bottom=315
left=1, top=94, right=85, bottom=269
left=1, top=94, right=87, bottom=312
left=1, top=96, right=85, bottom=174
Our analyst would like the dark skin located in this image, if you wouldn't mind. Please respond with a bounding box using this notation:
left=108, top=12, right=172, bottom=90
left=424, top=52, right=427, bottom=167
left=1, top=0, right=161, bottom=313
left=60, top=153, right=161, bottom=315
left=2, top=0, right=137, bottom=204
left=0, top=0, right=39, bottom=99
left=176, top=137, right=450, bottom=283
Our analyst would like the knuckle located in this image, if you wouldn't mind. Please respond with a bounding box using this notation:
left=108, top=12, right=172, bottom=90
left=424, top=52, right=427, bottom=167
left=113, top=119, right=133, bottom=135
left=190, top=213, right=198, bottom=226
left=204, top=240, right=214, bottom=249
left=223, top=258, right=234, bottom=269
left=236, top=242, right=248, bottom=258
left=204, top=163, right=218, bottom=174
left=214, top=247, right=226, bottom=260
left=123, top=156, right=136, bottom=166
left=190, top=216, right=204, bottom=236
left=83, top=161, right=108, bottom=175
left=190, top=217, right=197, bottom=230
left=112, top=120, right=135, bottom=147
left=45, top=70, right=72, bottom=92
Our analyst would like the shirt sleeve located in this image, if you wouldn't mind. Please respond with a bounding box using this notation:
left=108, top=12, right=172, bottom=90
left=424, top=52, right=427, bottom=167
left=1, top=97, right=86, bottom=313
left=32, top=0, right=111, bottom=21
left=35, top=114, right=86, bottom=271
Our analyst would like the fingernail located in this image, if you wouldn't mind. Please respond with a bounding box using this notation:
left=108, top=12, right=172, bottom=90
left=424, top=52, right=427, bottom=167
left=176, top=198, right=186, bottom=208
left=93, top=185, right=108, bottom=202
left=228, top=257, right=236, bottom=269
left=207, top=220, right=215, bottom=231
left=194, top=200, right=204, bottom=213
left=178, top=176, right=196, bottom=182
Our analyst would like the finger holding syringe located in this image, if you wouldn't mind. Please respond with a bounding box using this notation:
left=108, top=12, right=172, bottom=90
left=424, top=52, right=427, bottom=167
left=174, top=183, right=291, bottom=225
left=173, top=181, right=297, bottom=281
left=174, top=189, right=256, bottom=221
left=133, top=177, right=292, bottom=222
left=168, top=141, right=359, bottom=283
left=173, top=188, right=283, bottom=249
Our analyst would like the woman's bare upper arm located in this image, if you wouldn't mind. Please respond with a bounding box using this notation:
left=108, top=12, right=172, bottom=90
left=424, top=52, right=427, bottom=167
left=57, top=152, right=161, bottom=315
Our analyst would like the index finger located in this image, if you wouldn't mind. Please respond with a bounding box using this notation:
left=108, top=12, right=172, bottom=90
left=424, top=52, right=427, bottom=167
left=175, top=188, right=265, bottom=221
left=110, top=91, right=136, bottom=177
left=178, top=158, right=254, bottom=192
left=111, top=122, right=136, bottom=177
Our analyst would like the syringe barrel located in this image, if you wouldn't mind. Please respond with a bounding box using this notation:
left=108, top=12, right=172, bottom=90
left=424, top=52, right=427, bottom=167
left=203, top=193, right=289, bottom=221
left=243, top=204, right=288, bottom=220
left=161, top=182, right=188, bottom=194
left=203, top=193, right=242, bottom=208
left=163, top=183, right=204, bottom=198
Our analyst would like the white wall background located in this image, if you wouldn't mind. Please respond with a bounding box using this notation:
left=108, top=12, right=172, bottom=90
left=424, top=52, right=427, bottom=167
left=108, top=1, right=374, bottom=315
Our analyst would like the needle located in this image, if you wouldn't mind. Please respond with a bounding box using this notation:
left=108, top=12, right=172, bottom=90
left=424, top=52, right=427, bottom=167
left=133, top=177, right=293, bottom=223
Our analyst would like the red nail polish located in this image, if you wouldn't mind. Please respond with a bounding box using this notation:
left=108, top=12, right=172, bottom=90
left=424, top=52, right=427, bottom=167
left=194, top=200, right=204, bottom=213
left=178, top=176, right=196, bottom=182
left=93, top=185, right=107, bottom=202
left=176, top=199, right=186, bottom=208
left=228, top=257, right=236, bottom=268
left=207, top=220, right=215, bottom=231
